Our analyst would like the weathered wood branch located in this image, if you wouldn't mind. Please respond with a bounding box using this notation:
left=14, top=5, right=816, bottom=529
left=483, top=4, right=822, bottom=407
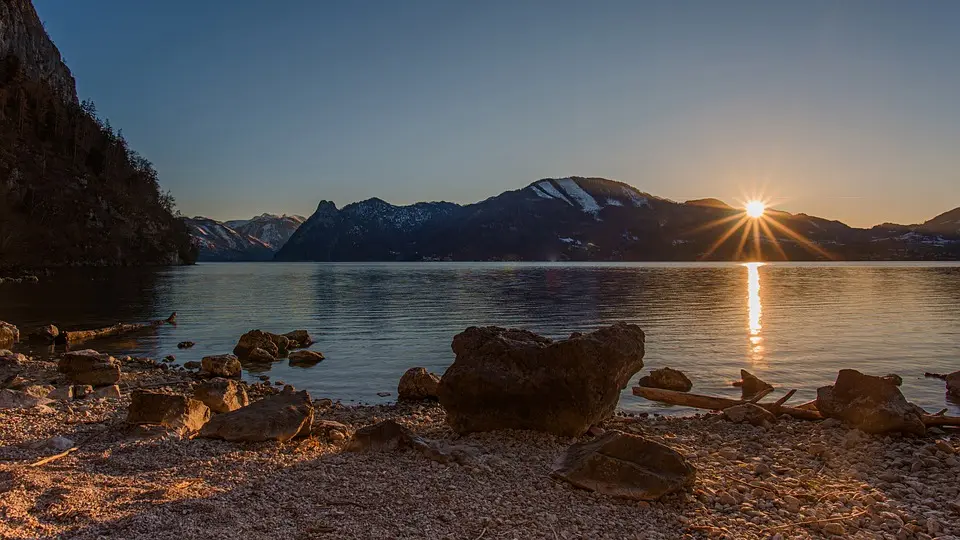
left=60, top=313, right=176, bottom=346
left=631, top=386, right=824, bottom=420
left=633, top=386, right=960, bottom=428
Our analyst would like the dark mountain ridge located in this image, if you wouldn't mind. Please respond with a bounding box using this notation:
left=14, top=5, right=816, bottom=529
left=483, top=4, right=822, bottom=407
left=276, top=177, right=960, bottom=262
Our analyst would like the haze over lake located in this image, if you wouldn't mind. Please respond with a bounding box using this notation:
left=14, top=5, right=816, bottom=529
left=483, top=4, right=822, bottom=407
left=3, top=262, right=958, bottom=414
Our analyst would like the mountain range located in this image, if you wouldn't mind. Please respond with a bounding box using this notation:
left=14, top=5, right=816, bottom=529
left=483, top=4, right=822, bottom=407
left=185, top=214, right=304, bottom=261
left=187, top=177, right=960, bottom=262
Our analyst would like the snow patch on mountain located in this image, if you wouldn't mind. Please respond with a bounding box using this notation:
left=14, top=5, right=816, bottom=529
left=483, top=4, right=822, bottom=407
left=536, top=181, right=573, bottom=205
left=605, top=198, right=623, bottom=207
left=622, top=186, right=651, bottom=208
left=529, top=185, right=553, bottom=199
left=556, top=178, right=601, bottom=215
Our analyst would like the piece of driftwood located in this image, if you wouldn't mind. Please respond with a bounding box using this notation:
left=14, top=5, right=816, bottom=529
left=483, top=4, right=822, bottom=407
left=633, top=386, right=960, bottom=428
left=632, top=386, right=824, bottom=420
left=60, top=313, right=177, bottom=346
left=748, top=387, right=774, bottom=403
left=27, top=447, right=77, bottom=467
left=795, top=399, right=819, bottom=411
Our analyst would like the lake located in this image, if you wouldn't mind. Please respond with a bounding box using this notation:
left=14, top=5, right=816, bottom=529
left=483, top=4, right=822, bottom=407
left=2, top=262, right=958, bottom=414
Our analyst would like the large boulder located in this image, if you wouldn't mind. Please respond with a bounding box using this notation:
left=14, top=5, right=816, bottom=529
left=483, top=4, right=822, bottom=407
left=551, top=431, right=696, bottom=501
left=193, top=378, right=249, bottom=413
left=438, top=322, right=645, bottom=437
left=233, top=330, right=289, bottom=358
left=637, top=367, right=692, bottom=392
left=397, top=367, right=440, bottom=401
left=57, top=350, right=121, bottom=386
left=816, top=369, right=926, bottom=435
left=0, top=321, right=20, bottom=349
left=283, top=330, right=314, bottom=349
left=199, top=390, right=313, bottom=442
left=127, top=391, right=211, bottom=432
left=946, top=371, right=960, bottom=399
left=200, top=354, right=242, bottom=378
left=288, top=350, right=324, bottom=366
left=738, top=369, right=773, bottom=399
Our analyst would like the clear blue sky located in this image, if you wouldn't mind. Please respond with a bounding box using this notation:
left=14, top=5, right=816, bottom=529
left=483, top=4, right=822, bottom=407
left=35, top=0, right=960, bottom=226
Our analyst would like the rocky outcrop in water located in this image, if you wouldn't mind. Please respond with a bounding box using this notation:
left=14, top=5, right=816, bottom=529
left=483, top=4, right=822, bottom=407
left=637, top=367, right=692, bottom=392
left=438, top=323, right=645, bottom=436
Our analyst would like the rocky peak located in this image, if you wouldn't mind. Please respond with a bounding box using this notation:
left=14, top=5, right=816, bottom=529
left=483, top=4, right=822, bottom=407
left=0, top=0, right=77, bottom=103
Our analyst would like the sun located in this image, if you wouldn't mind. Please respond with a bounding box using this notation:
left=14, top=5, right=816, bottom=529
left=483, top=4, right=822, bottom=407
left=745, top=200, right=766, bottom=218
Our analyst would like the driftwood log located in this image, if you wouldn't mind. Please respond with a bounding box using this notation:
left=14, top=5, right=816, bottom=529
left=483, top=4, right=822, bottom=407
left=631, top=386, right=824, bottom=420
left=632, top=386, right=960, bottom=427
left=59, top=313, right=177, bottom=346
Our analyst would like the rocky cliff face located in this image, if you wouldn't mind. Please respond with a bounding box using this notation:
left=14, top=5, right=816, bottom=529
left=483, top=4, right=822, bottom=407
left=0, top=0, right=76, bottom=103
left=0, top=0, right=195, bottom=267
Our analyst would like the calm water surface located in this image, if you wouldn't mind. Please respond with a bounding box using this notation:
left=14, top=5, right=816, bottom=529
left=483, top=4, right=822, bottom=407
left=2, top=262, right=958, bottom=414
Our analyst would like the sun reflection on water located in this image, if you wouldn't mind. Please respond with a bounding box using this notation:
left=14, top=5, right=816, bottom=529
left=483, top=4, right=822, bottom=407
left=746, top=262, right=764, bottom=362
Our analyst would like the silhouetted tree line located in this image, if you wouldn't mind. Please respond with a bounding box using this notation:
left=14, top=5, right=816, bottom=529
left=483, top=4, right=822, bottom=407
left=0, top=54, right=197, bottom=267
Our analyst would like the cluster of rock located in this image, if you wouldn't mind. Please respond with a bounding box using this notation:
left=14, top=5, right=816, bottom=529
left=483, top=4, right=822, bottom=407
left=0, top=322, right=19, bottom=349
left=1, top=347, right=121, bottom=411
left=232, top=329, right=319, bottom=364
left=126, top=385, right=314, bottom=442
left=816, top=369, right=927, bottom=435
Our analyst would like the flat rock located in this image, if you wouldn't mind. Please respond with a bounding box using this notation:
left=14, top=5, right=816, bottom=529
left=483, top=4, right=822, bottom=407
left=199, top=390, right=313, bottom=442
left=58, top=350, right=121, bottom=386
left=397, top=367, right=440, bottom=400
left=47, top=386, right=74, bottom=400
left=312, top=419, right=350, bottom=440
left=816, top=369, right=926, bottom=435
left=0, top=388, right=54, bottom=410
left=288, top=350, right=324, bottom=366
left=200, top=354, right=242, bottom=378
left=346, top=419, right=417, bottom=452
left=723, top=403, right=776, bottom=426
left=193, top=378, right=248, bottom=413
left=127, top=391, right=211, bottom=432
left=551, top=431, right=696, bottom=501
left=637, top=367, right=692, bottom=392
left=438, top=322, right=645, bottom=437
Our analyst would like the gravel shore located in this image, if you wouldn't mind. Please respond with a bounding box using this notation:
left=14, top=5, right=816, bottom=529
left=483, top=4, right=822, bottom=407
left=1, top=356, right=958, bottom=539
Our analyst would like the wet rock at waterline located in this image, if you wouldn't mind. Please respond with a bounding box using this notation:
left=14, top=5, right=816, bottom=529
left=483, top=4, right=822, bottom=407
left=57, top=350, right=121, bottom=386
left=816, top=369, right=926, bottom=435
left=438, top=322, right=645, bottom=437
left=551, top=431, right=695, bottom=501
left=126, top=391, right=211, bottom=432
left=288, top=350, right=324, bottom=366
left=29, top=324, right=59, bottom=343
left=946, top=371, right=960, bottom=399
left=283, top=330, right=314, bottom=349
left=234, top=330, right=281, bottom=358
left=200, top=354, right=242, bottom=378
left=397, top=367, right=440, bottom=400
left=246, top=347, right=277, bottom=363
left=736, top=369, right=773, bottom=399
left=177, top=341, right=195, bottom=349
left=194, top=378, right=249, bottom=413
left=199, top=390, right=313, bottom=442
left=0, top=321, right=20, bottom=349
left=637, top=367, right=692, bottom=392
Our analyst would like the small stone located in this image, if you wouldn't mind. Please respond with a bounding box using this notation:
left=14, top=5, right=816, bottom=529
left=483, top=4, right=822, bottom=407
left=163, top=355, right=175, bottom=362
left=781, top=495, right=801, bottom=513
left=72, top=385, right=94, bottom=398
left=177, top=341, right=195, bottom=349
left=183, top=361, right=201, bottom=370
left=377, top=391, right=391, bottom=397
left=718, top=492, right=737, bottom=506
left=754, top=462, right=771, bottom=475
left=200, top=354, right=241, bottom=378
left=47, top=386, right=74, bottom=401
left=93, top=385, right=121, bottom=399
left=823, top=523, right=845, bottom=536
left=935, top=440, right=955, bottom=454
left=288, top=350, right=325, bottom=366
left=718, top=448, right=738, bottom=460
